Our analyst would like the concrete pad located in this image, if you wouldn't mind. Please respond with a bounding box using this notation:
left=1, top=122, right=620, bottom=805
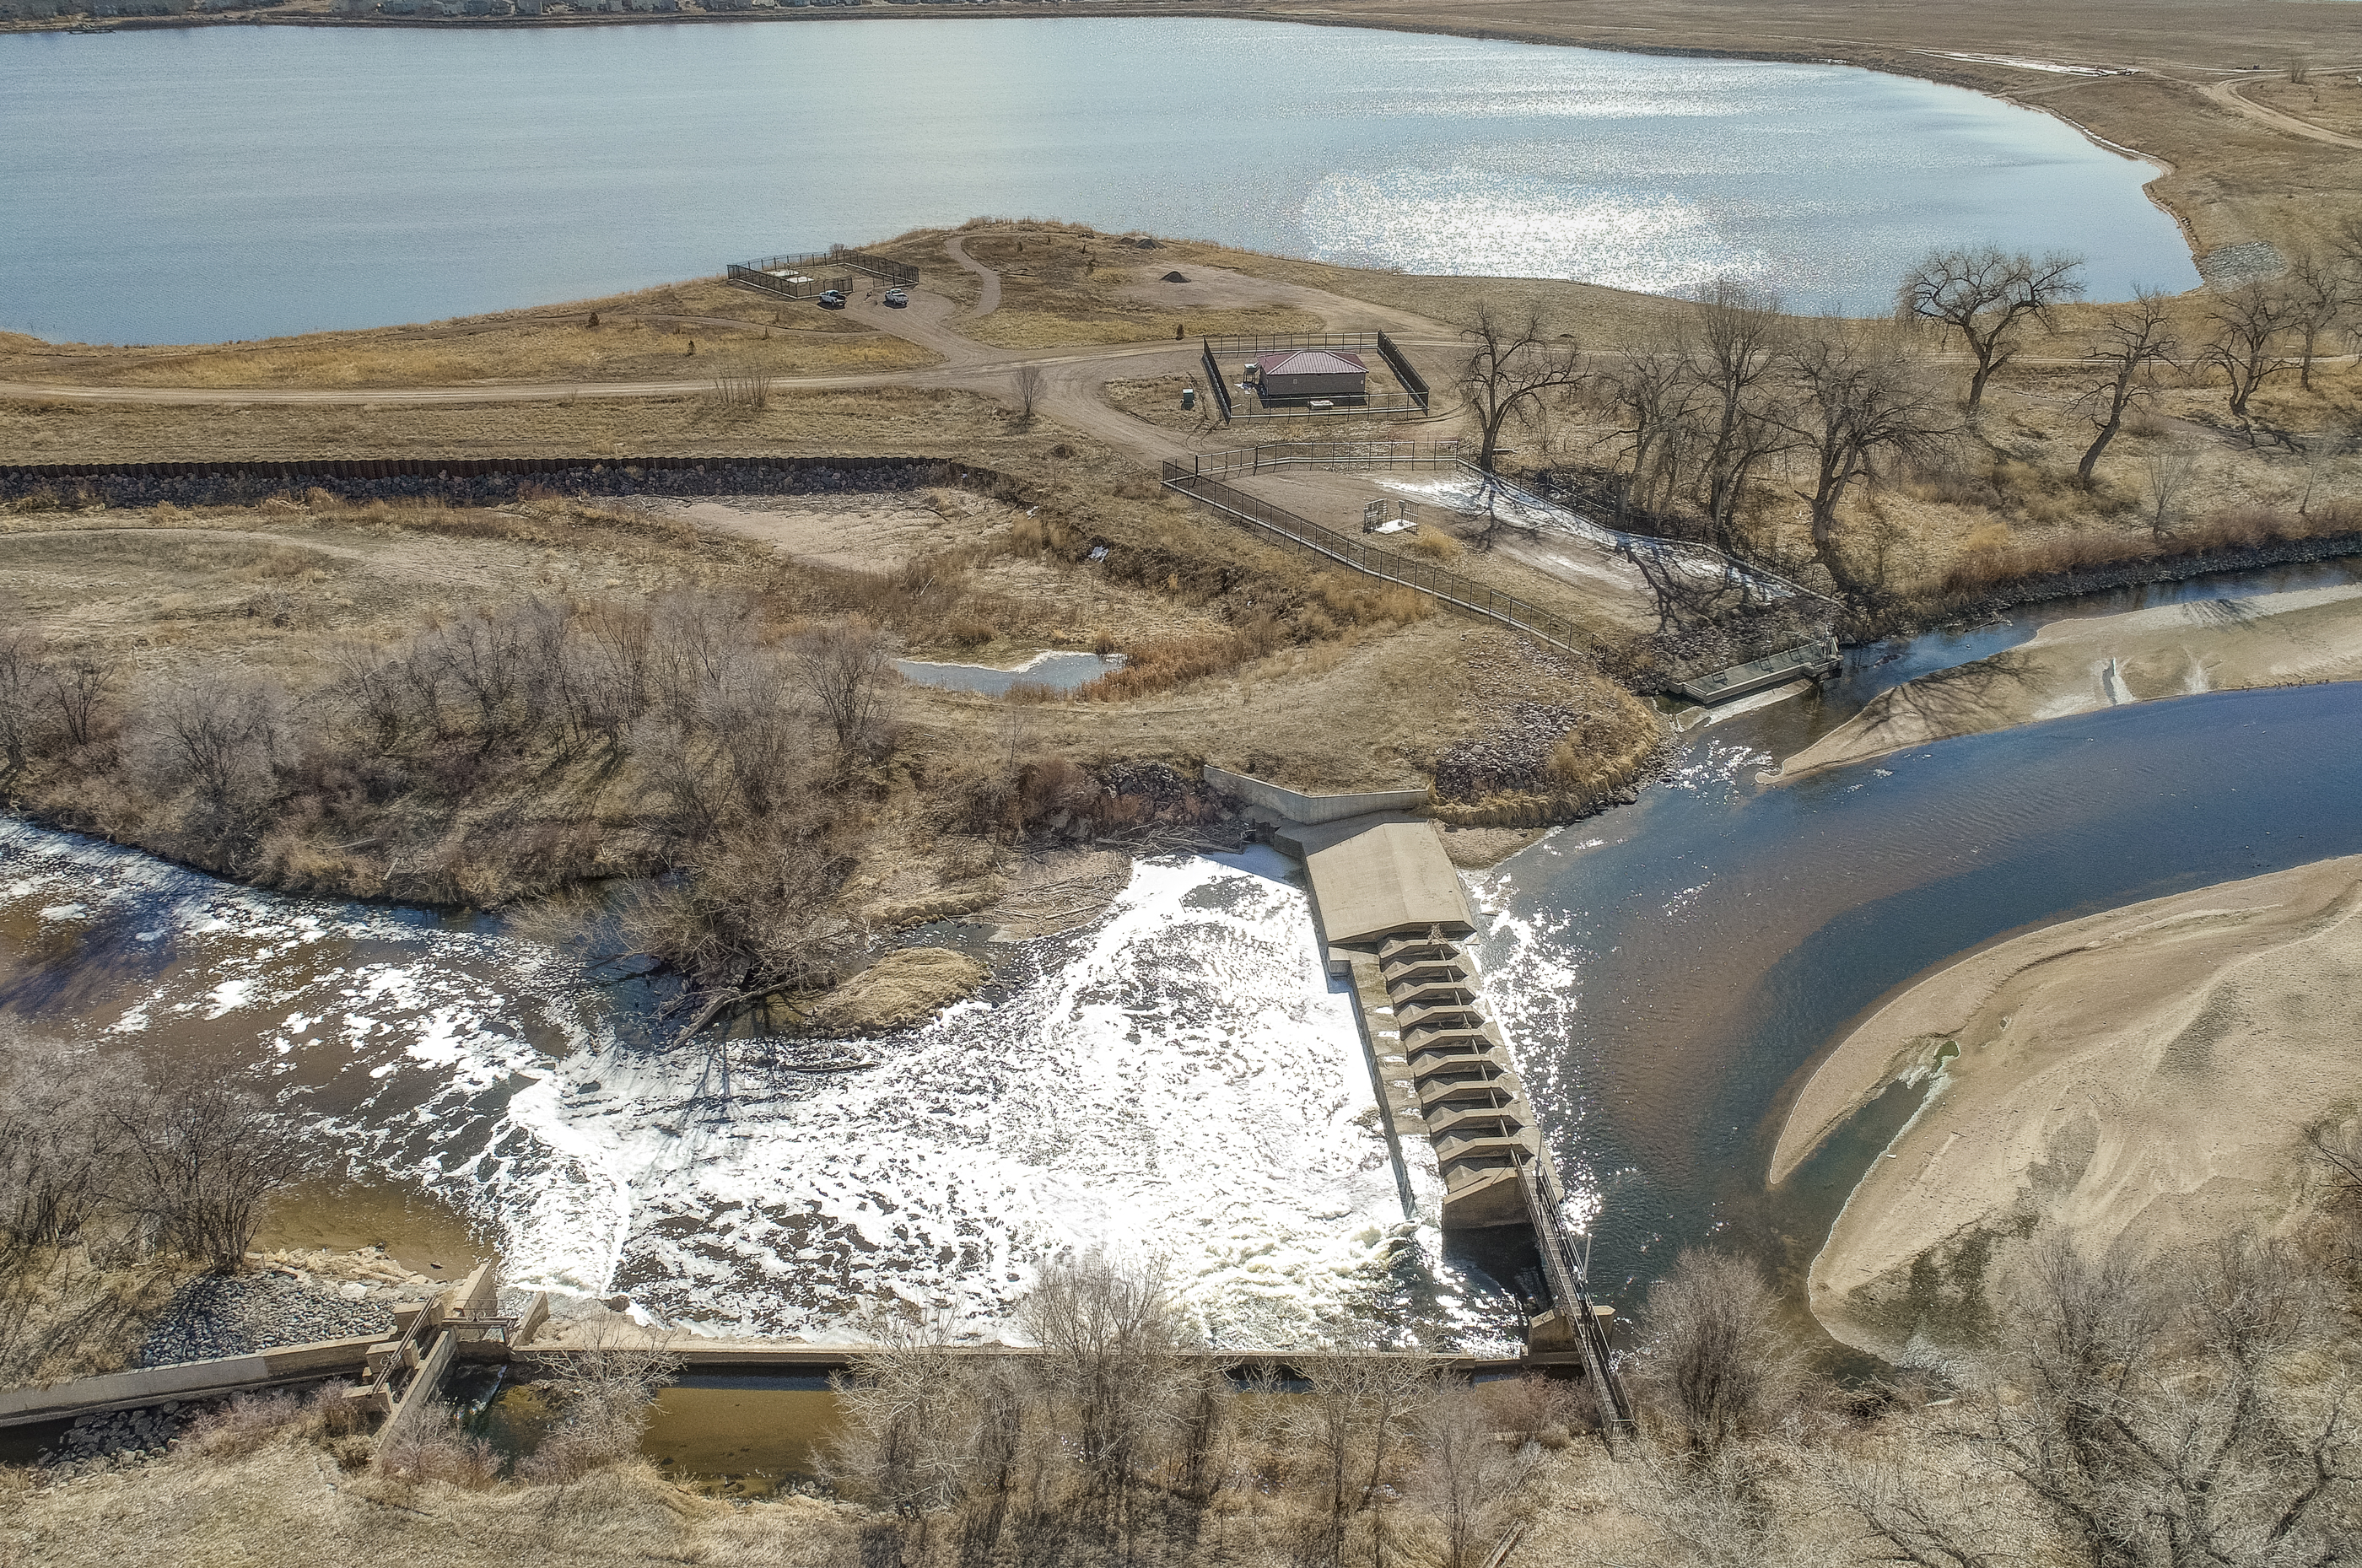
left=1302, top=819, right=1475, bottom=948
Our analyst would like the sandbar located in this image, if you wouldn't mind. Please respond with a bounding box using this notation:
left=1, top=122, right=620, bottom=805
left=1773, top=854, right=2362, bottom=1357
left=1774, top=585, right=2362, bottom=781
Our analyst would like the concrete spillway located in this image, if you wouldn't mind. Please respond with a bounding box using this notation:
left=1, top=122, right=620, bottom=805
left=1270, top=814, right=1556, bottom=1236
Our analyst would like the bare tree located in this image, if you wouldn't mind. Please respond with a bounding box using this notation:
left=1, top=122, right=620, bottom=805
left=2141, top=447, right=2199, bottom=539
left=1685, top=279, right=1794, bottom=547
left=1022, top=1251, right=1190, bottom=1538
left=2198, top=280, right=2295, bottom=425
left=790, top=615, right=896, bottom=757
left=1292, top=1343, right=1440, bottom=1567
left=2283, top=250, right=2348, bottom=391
left=1454, top=304, right=1586, bottom=472
left=2073, top=292, right=2180, bottom=482
left=1014, top=362, right=1044, bottom=423
left=1405, top=1377, right=1536, bottom=1568
left=1631, top=1249, right=1800, bottom=1458
left=1896, top=247, right=2086, bottom=412
left=1957, top=1233, right=2360, bottom=1568
left=1598, top=336, right=1698, bottom=521
left=1783, top=326, right=1952, bottom=598
left=114, top=1076, right=307, bottom=1274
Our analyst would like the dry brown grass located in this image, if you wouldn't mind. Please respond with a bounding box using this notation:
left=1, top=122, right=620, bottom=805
left=1, top=1439, right=865, bottom=1568
left=0, top=276, right=932, bottom=388
left=0, top=385, right=1033, bottom=466
left=955, top=224, right=1326, bottom=348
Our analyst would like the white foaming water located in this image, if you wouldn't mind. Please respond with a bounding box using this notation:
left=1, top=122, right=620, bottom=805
left=0, top=824, right=1421, bottom=1344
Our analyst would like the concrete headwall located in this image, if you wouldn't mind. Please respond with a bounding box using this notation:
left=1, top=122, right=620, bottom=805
left=0, top=1336, right=382, bottom=1429
left=1202, top=765, right=1428, bottom=826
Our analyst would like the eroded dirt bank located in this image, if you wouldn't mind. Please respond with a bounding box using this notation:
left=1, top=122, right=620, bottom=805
left=1774, top=853, right=2362, bottom=1359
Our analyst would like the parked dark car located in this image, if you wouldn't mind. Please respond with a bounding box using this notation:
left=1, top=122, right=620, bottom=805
left=817, top=289, right=846, bottom=310
left=882, top=287, right=909, bottom=308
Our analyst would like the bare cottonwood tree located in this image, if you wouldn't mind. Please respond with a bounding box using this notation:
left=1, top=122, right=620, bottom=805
left=1685, top=279, right=1793, bottom=548
left=1783, top=326, right=1951, bottom=599
left=2282, top=250, right=2349, bottom=391
left=2198, top=280, right=2295, bottom=425
left=2073, top=291, right=2180, bottom=482
left=1597, top=337, right=1698, bottom=521
left=790, top=615, right=896, bottom=757
left=1896, top=247, right=2086, bottom=412
left=1455, top=304, right=1586, bottom=472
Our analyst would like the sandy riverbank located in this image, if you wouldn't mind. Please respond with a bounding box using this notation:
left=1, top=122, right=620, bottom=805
left=1772, top=854, right=2362, bottom=1358
left=1774, top=585, right=2362, bottom=780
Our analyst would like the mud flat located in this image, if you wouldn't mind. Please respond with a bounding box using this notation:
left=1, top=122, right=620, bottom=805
left=1772, top=854, right=2362, bottom=1359
left=1774, top=585, right=2362, bottom=780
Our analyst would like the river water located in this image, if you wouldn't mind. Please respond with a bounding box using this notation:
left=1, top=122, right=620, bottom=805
left=1474, top=561, right=2362, bottom=1301
left=0, top=19, right=2196, bottom=345
left=6, top=565, right=2359, bottom=1349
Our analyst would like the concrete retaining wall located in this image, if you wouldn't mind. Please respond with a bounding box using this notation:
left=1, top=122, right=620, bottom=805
left=0, top=1336, right=382, bottom=1429
left=1202, top=765, right=1428, bottom=826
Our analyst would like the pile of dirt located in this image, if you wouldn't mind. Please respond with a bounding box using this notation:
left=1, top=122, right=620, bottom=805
left=1162, top=271, right=1189, bottom=283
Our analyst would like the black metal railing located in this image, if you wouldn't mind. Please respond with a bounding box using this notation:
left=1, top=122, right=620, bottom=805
left=1520, top=1164, right=1635, bottom=1449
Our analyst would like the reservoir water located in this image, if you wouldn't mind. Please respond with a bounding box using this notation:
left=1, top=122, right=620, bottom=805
left=0, top=19, right=2198, bottom=346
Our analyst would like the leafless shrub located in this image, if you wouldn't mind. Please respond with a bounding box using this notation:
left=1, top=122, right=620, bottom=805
left=114, top=1075, right=308, bottom=1274
left=516, top=1319, right=682, bottom=1483
left=790, top=616, right=896, bottom=757
left=1631, top=1249, right=1801, bottom=1458
left=178, top=1389, right=310, bottom=1460
left=705, top=361, right=772, bottom=412
left=136, top=671, right=282, bottom=810
left=2142, top=447, right=2198, bottom=539
left=1949, top=1231, right=2356, bottom=1568
left=1015, top=363, right=1044, bottom=423
left=379, top=1411, right=504, bottom=1489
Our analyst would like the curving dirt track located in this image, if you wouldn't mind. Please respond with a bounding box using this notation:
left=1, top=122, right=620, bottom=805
left=2198, top=73, right=2362, bottom=151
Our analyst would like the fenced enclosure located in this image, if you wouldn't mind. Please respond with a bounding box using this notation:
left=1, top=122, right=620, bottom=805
left=726, top=245, right=919, bottom=299
left=1196, top=331, right=1433, bottom=422
left=1159, top=458, right=1594, bottom=655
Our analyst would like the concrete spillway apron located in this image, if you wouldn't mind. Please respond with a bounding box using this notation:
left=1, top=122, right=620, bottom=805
left=1220, top=770, right=1634, bottom=1445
